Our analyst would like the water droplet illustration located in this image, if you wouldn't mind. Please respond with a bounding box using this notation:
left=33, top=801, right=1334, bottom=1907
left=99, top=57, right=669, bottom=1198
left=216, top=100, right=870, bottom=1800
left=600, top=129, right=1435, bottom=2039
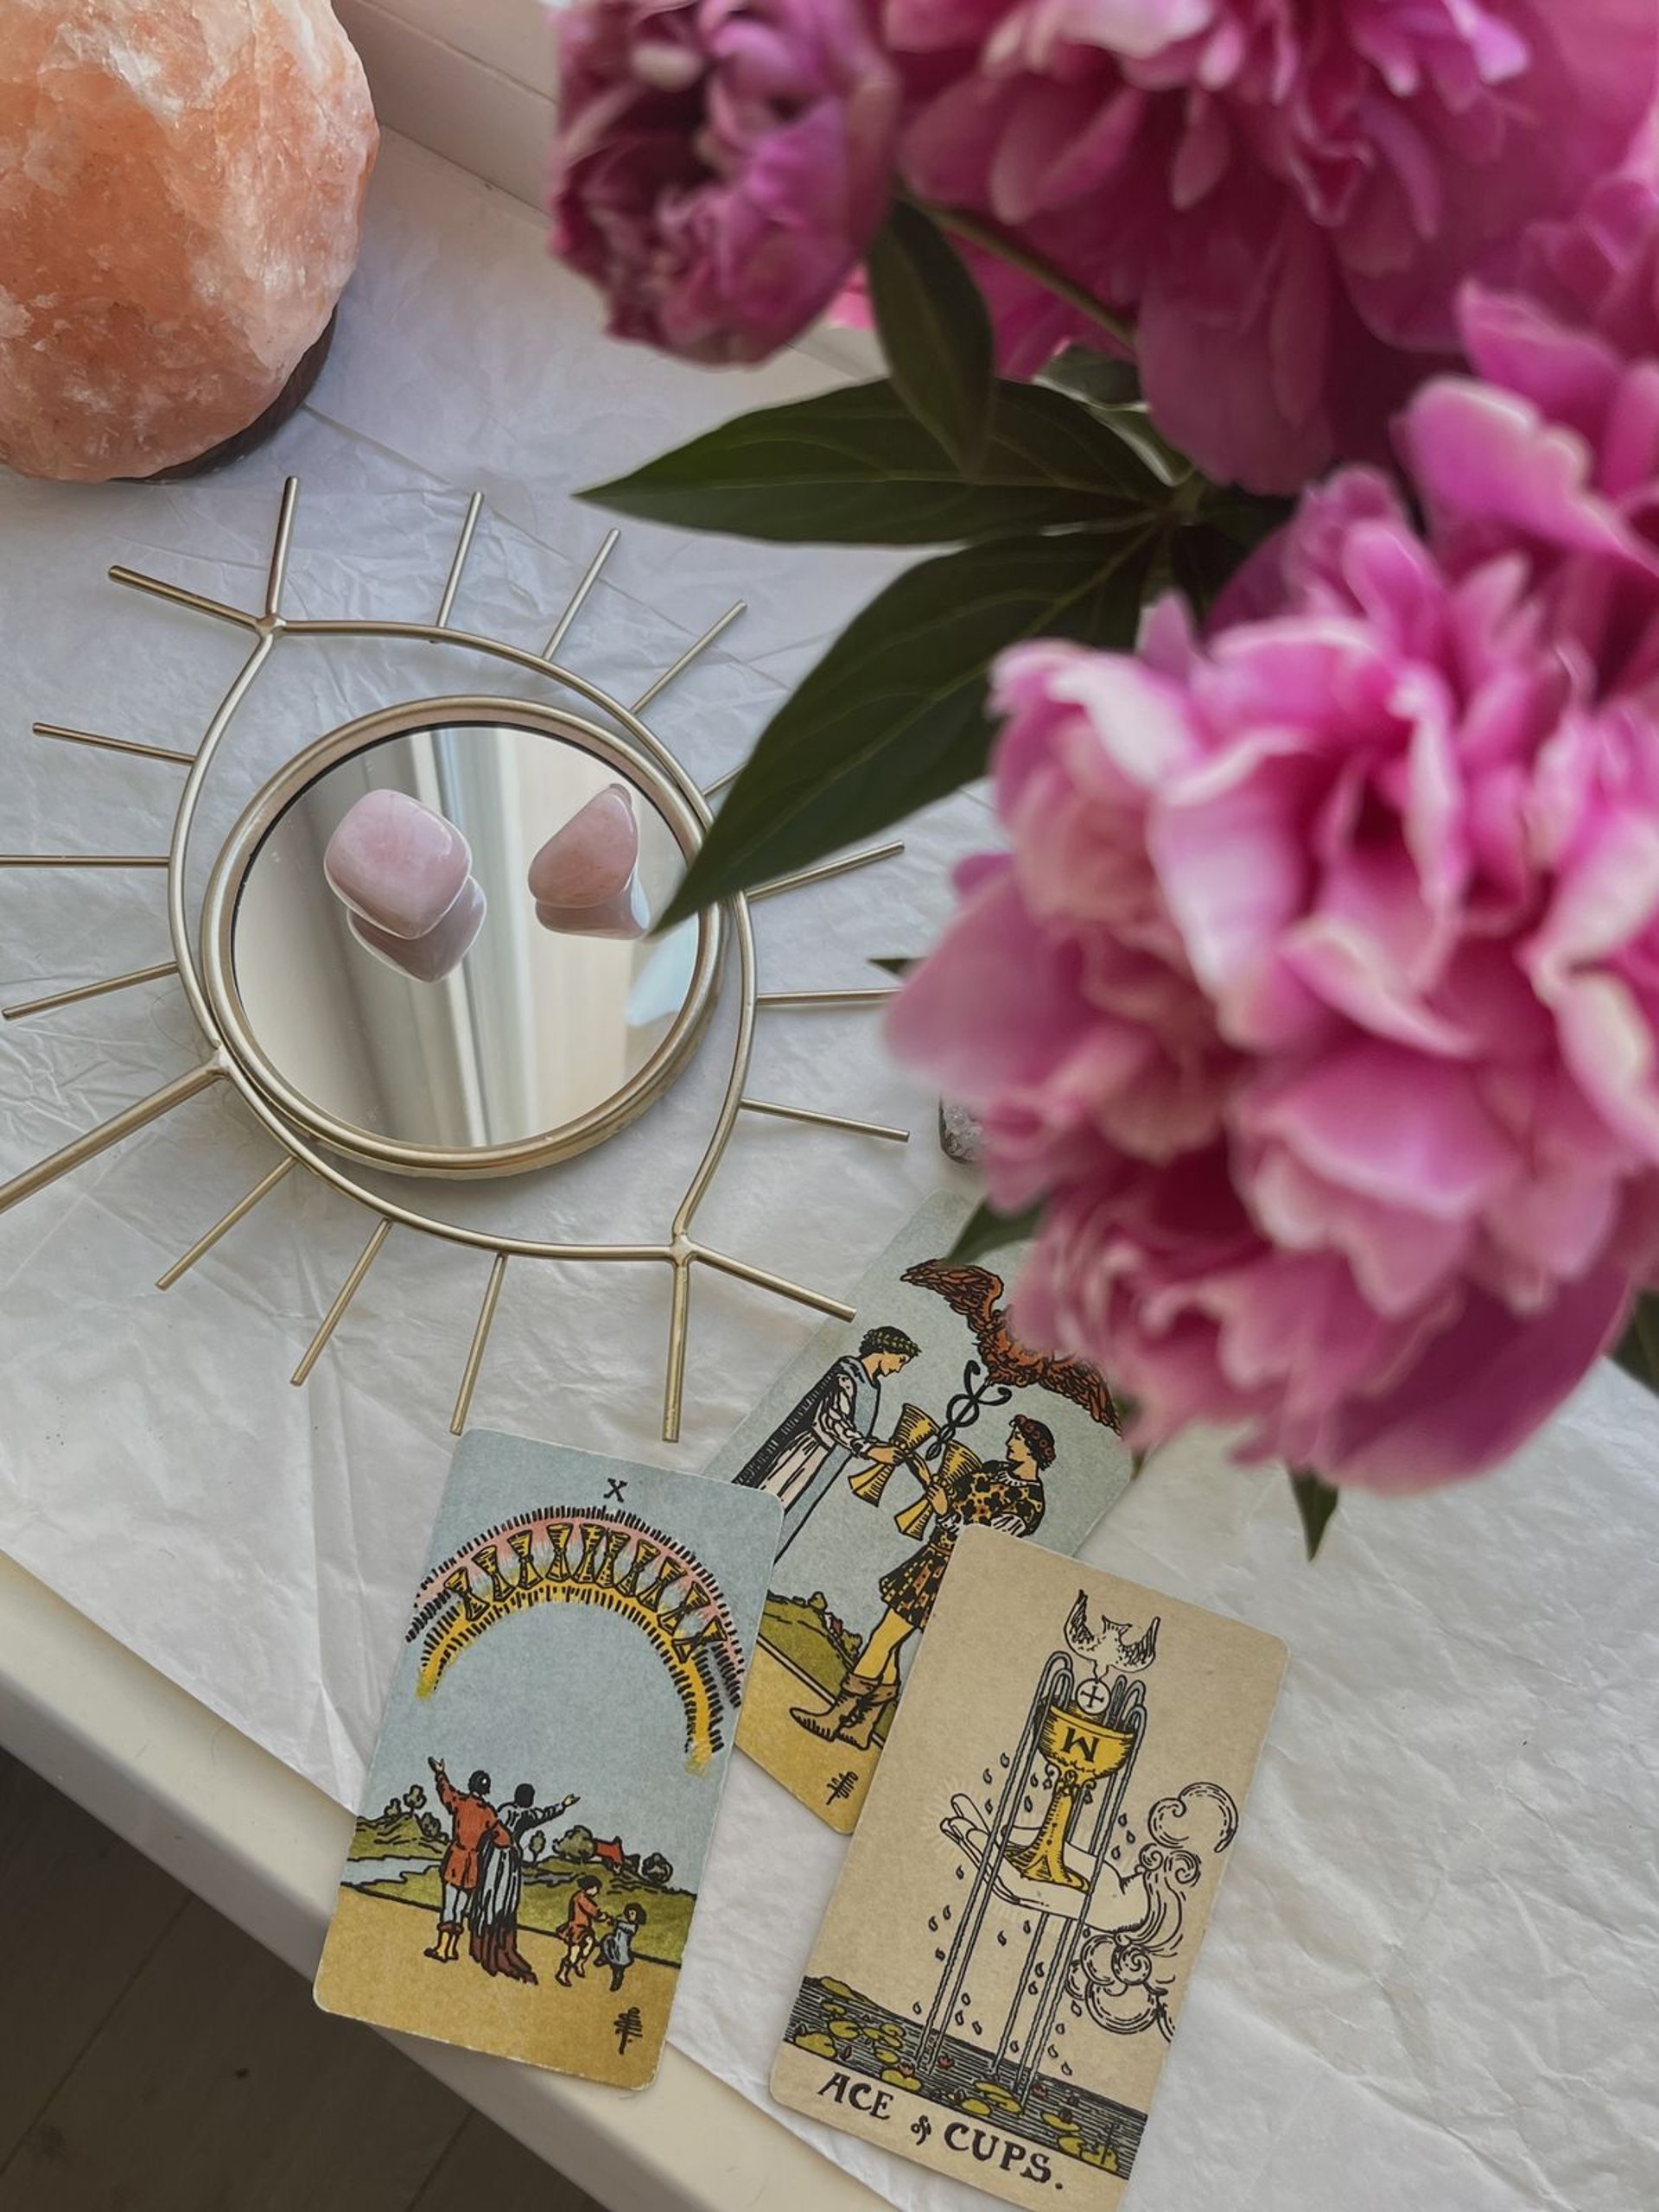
left=1061, top=2063, right=1074, bottom=2078
left=999, top=1753, right=1011, bottom=1769
left=1021, top=1919, right=1033, bottom=1936
left=955, top=1866, right=966, bottom=1880
left=912, top=2003, right=923, bottom=2016
left=982, top=1769, right=993, bottom=1785
left=928, top=1916, right=938, bottom=1932
left=934, top=1948, right=946, bottom=1961
left=971, top=2020, right=983, bottom=2036
left=942, top=1904, right=953, bottom=1921
left=995, top=1929, right=1007, bottom=1947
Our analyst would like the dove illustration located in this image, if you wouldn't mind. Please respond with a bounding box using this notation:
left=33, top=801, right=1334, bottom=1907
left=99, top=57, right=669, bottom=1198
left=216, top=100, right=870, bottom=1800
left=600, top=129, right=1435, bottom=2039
left=1064, top=1591, right=1160, bottom=1682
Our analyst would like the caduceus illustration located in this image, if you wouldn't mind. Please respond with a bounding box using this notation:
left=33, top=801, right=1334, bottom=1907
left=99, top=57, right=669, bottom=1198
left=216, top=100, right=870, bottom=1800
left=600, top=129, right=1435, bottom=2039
left=849, top=1261, right=1122, bottom=1532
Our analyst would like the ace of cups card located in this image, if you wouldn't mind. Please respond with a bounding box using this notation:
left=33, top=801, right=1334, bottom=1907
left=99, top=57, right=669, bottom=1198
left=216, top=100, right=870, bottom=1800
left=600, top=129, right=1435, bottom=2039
left=710, top=1192, right=1135, bottom=1831
left=314, top=1430, right=779, bottom=2088
left=771, top=1531, right=1286, bottom=2208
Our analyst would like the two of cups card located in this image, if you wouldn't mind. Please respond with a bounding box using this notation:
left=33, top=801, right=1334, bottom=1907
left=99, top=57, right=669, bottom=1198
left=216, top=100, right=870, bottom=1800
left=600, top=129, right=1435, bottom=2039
left=316, top=1198, right=1287, bottom=2206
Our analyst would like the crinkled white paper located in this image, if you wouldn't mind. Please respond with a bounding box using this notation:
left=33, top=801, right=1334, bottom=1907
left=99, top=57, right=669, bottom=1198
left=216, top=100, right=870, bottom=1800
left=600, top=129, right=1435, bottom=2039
left=1, top=136, right=1656, bottom=2212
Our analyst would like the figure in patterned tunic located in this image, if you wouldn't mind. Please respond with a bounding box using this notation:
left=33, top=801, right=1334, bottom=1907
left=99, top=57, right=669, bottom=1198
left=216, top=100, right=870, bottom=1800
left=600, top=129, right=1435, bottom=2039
left=790, top=1414, right=1052, bottom=1748
left=732, top=1325, right=920, bottom=1559
left=468, top=1782, right=578, bottom=1981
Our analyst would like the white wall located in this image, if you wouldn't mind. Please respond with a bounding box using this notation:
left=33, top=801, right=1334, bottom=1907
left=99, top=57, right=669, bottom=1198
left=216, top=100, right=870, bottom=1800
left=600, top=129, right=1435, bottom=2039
left=335, top=0, right=557, bottom=209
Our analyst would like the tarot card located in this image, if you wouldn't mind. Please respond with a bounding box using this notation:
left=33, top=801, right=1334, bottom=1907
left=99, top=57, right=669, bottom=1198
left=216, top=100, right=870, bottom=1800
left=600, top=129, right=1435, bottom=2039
left=315, top=1429, right=779, bottom=2088
left=772, top=1529, right=1286, bottom=2209
left=711, top=1192, right=1133, bottom=1830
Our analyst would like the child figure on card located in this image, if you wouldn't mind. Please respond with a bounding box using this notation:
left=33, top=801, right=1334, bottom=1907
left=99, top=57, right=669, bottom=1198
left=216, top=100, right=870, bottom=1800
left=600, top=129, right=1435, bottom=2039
left=598, top=1904, right=645, bottom=1993
left=555, top=1876, right=608, bottom=1986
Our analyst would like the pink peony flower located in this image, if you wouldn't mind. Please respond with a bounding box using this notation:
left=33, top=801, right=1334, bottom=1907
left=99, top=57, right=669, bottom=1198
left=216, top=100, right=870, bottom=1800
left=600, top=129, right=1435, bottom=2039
left=551, top=0, right=900, bottom=363
left=892, top=463, right=1659, bottom=1491
left=885, top=0, right=1658, bottom=492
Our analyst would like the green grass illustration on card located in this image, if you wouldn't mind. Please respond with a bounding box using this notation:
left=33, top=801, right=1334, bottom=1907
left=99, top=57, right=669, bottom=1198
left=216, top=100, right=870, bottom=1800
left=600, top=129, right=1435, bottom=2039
left=710, top=1192, right=1135, bottom=1830
left=315, top=1430, right=779, bottom=2088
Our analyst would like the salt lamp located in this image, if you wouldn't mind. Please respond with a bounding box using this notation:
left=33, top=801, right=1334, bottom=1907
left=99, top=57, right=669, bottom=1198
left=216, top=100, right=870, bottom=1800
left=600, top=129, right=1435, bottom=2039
left=0, top=0, right=377, bottom=481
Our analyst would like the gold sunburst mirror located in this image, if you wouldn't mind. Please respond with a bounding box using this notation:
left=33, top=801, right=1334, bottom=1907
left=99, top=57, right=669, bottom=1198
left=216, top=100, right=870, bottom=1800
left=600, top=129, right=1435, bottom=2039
left=1, top=480, right=906, bottom=1439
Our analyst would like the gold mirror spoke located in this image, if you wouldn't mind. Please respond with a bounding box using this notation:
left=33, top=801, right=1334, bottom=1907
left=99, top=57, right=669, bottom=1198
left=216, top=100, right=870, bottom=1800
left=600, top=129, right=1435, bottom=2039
left=107, top=566, right=262, bottom=632
left=0, top=854, right=169, bottom=868
left=740, top=1097, right=909, bottom=1144
left=4, top=962, right=179, bottom=1022
left=631, top=601, right=746, bottom=713
left=450, top=1251, right=509, bottom=1435
left=156, top=1156, right=296, bottom=1290
left=32, top=722, right=195, bottom=768
left=543, top=527, right=619, bottom=661
left=0, top=1061, right=224, bottom=1217
left=756, top=987, right=898, bottom=1009
left=749, top=842, right=906, bottom=902
left=290, top=1217, right=394, bottom=1386
left=435, top=491, right=484, bottom=629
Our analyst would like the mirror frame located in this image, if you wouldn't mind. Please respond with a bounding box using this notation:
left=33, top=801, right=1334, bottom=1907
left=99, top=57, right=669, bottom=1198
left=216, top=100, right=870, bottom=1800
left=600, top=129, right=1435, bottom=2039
left=1, top=480, right=906, bottom=1441
left=201, top=696, right=722, bottom=1178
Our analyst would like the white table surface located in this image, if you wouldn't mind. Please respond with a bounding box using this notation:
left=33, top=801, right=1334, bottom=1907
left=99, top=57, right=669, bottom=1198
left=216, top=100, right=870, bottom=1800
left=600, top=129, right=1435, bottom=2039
left=3, top=132, right=1659, bottom=2212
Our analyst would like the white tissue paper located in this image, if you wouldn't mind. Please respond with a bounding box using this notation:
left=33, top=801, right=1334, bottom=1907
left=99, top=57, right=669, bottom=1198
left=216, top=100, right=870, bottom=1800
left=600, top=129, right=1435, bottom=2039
left=1, top=136, right=1656, bottom=2212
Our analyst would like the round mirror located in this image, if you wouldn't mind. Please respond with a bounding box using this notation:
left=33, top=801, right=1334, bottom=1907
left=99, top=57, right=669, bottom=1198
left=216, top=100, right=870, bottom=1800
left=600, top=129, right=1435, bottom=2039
left=203, top=701, right=720, bottom=1176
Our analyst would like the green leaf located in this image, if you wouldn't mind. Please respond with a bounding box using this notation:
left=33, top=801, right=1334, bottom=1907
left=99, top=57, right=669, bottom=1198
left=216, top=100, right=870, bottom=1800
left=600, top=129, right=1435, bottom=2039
left=1289, top=1469, right=1340, bottom=1560
left=582, top=378, right=1164, bottom=547
left=948, top=1197, right=1043, bottom=1267
left=1040, top=346, right=1141, bottom=410
left=868, top=201, right=995, bottom=470
left=658, top=526, right=1156, bottom=921
left=1611, top=1291, right=1659, bottom=1389
left=1168, top=523, right=1252, bottom=619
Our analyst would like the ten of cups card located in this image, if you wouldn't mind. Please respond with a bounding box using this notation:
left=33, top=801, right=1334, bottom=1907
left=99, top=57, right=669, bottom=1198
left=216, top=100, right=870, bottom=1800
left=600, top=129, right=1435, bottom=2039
left=314, top=1429, right=779, bottom=2088
left=771, top=1529, right=1287, bottom=2208
left=710, top=1192, right=1135, bottom=1832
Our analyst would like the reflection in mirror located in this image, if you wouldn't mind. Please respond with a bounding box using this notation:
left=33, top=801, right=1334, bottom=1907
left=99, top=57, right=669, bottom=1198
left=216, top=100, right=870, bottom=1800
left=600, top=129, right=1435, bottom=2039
left=231, top=721, right=701, bottom=1161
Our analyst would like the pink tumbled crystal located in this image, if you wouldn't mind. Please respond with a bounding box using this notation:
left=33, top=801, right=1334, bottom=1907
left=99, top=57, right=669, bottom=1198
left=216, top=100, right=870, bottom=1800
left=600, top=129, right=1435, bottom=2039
left=527, top=785, right=639, bottom=909
left=534, top=877, right=649, bottom=941
left=0, top=0, right=377, bottom=481
left=324, top=791, right=472, bottom=940
left=351, top=878, right=486, bottom=983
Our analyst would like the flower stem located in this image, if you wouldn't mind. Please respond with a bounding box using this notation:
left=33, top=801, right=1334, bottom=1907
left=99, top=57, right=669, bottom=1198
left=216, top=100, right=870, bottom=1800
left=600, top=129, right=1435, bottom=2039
left=911, top=194, right=1137, bottom=355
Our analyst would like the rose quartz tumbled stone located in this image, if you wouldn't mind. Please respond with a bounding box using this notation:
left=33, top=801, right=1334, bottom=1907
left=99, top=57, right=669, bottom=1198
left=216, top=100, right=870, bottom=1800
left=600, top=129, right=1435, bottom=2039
left=351, top=878, right=486, bottom=983
left=324, top=791, right=472, bottom=941
left=527, top=785, right=639, bottom=909
left=0, top=0, right=377, bottom=481
left=534, top=877, right=649, bottom=941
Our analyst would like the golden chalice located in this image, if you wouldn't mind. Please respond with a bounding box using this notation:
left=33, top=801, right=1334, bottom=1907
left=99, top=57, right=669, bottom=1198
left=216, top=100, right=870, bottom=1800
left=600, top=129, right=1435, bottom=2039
left=1004, top=1700, right=1135, bottom=1891
left=847, top=1402, right=937, bottom=1503
left=849, top=1407, right=984, bottom=1540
